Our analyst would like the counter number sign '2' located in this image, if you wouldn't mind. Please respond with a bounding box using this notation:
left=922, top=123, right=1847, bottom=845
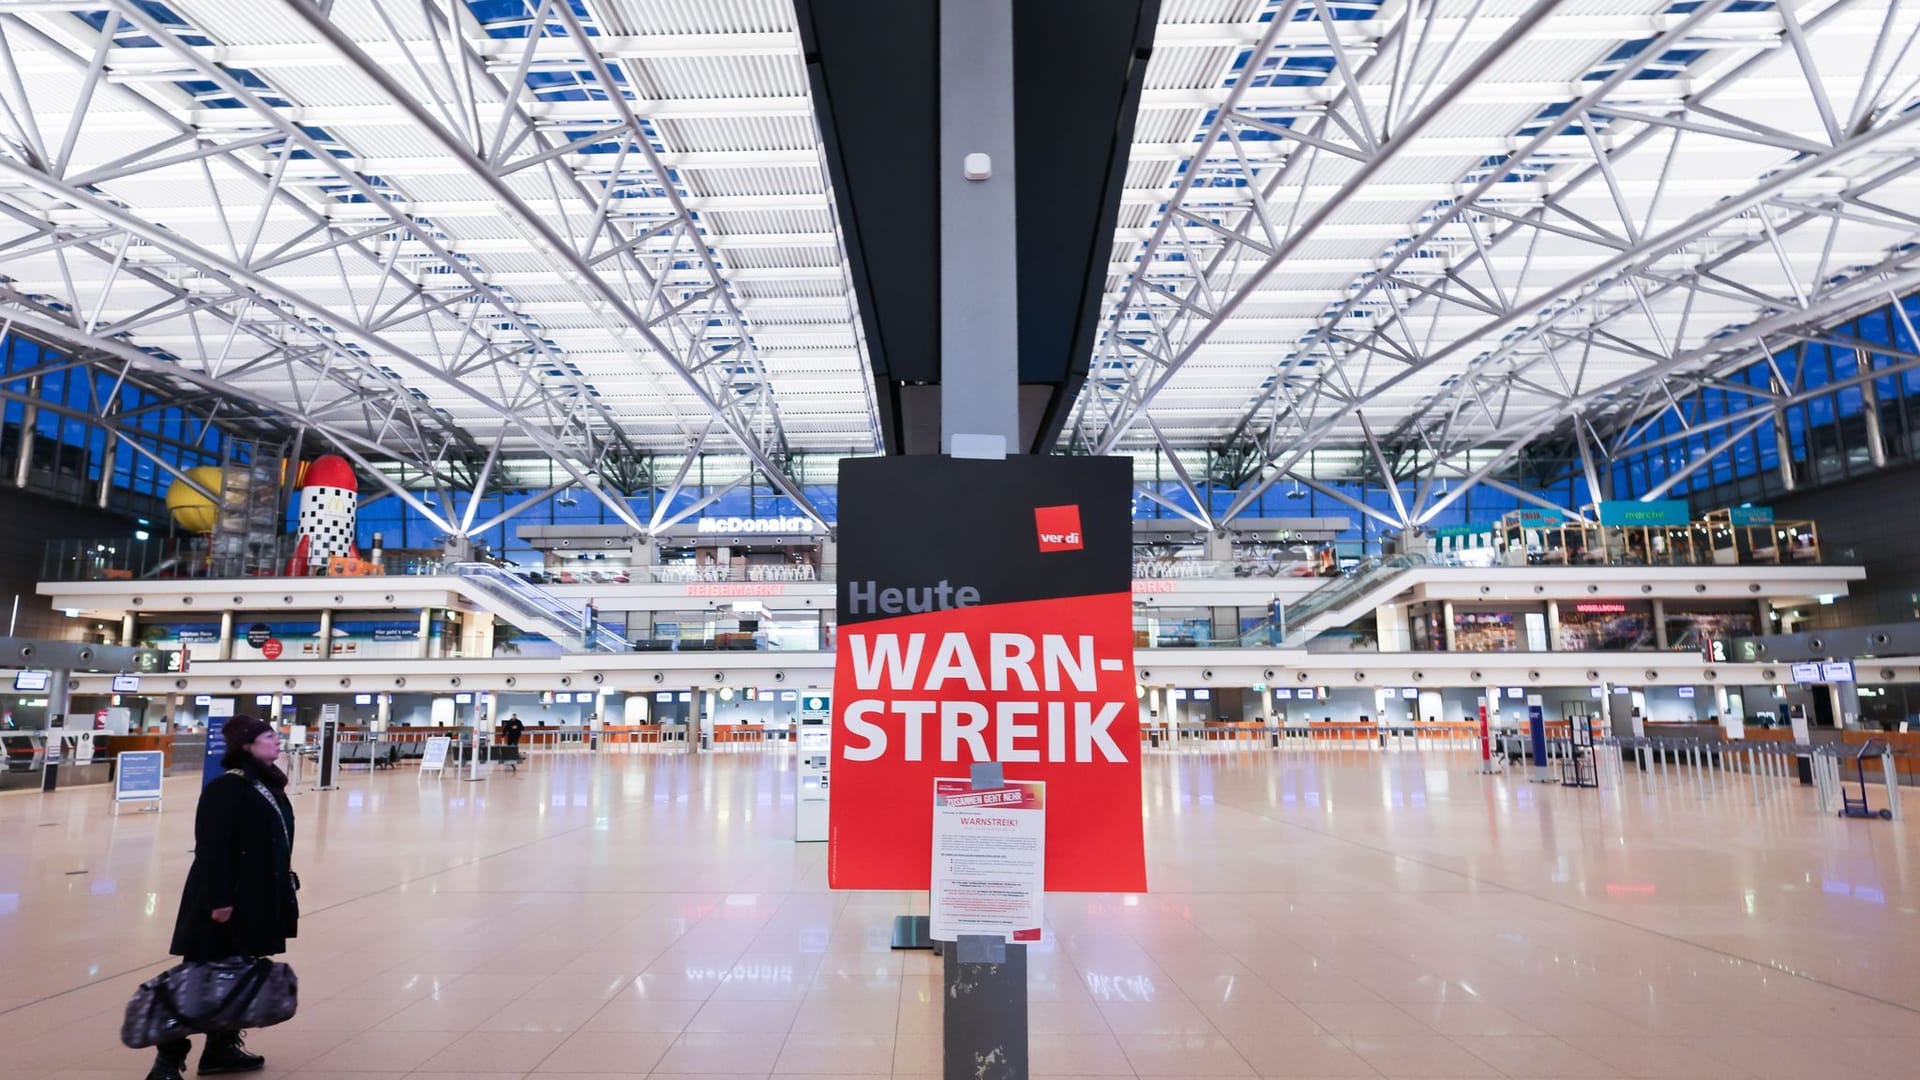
left=827, top=456, right=1146, bottom=893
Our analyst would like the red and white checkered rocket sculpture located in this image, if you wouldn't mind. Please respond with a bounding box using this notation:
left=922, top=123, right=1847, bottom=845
left=296, top=454, right=359, bottom=571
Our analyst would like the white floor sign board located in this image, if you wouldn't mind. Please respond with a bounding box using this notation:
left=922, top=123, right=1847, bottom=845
left=929, top=778, right=1045, bottom=943
left=420, top=736, right=451, bottom=772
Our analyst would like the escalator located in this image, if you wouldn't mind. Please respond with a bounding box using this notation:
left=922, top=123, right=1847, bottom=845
left=1273, top=553, right=1435, bottom=647
left=449, top=562, right=629, bottom=653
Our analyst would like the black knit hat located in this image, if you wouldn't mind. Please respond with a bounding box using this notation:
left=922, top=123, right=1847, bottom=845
left=222, top=714, right=273, bottom=748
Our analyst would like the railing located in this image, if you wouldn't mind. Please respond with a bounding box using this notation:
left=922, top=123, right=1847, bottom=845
left=1131, top=558, right=1329, bottom=581
left=643, top=564, right=821, bottom=583
left=41, top=536, right=448, bottom=582
left=450, top=562, right=629, bottom=653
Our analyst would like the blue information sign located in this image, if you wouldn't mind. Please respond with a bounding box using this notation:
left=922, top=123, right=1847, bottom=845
left=115, top=750, right=165, bottom=806
left=202, top=726, right=227, bottom=788
left=1528, top=704, right=1548, bottom=779
left=1727, top=505, right=1775, bottom=526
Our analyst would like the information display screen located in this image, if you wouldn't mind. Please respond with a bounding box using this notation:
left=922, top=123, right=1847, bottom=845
left=13, top=670, right=49, bottom=692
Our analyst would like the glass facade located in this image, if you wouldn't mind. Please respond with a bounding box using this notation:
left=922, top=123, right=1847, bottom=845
left=0, top=333, right=225, bottom=520
left=1608, top=293, right=1920, bottom=508
left=12, top=292, right=1918, bottom=570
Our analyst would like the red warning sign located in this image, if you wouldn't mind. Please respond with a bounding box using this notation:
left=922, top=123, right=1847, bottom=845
left=827, top=456, right=1145, bottom=893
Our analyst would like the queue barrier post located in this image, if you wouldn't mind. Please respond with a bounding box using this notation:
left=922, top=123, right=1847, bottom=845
left=1882, top=748, right=1903, bottom=821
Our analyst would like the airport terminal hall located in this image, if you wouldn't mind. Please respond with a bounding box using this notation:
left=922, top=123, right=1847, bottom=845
left=12, top=1, right=1920, bottom=1078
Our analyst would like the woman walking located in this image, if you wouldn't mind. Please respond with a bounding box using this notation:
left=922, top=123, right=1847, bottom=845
left=147, top=716, right=298, bottom=1079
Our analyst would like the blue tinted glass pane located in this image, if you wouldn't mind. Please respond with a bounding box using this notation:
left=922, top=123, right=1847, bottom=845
left=1836, top=386, right=1864, bottom=418
left=1830, top=348, right=1858, bottom=380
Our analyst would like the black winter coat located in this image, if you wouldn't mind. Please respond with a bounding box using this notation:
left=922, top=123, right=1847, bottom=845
left=169, top=766, right=298, bottom=961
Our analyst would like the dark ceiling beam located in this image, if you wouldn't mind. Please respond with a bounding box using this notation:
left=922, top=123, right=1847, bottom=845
left=796, top=0, right=1159, bottom=454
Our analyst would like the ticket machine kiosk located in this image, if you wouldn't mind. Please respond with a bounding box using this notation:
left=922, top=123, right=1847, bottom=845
left=796, top=693, right=831, bottom=842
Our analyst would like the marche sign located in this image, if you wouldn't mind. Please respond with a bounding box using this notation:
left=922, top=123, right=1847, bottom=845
left=827, top=456, right=1146, bottom=893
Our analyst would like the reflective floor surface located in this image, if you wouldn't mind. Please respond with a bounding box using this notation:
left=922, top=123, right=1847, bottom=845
left=3, top=747, right=1919, bottom=1079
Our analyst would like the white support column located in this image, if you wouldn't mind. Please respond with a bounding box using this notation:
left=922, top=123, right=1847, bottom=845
left=217, top=610, right=234, bottom=661
left=96, top=434, right=117, bottom=509
left=1651, top=600, right=1668, bottom=650
left=1418, top=689, right=1443, bottom=725
left=1860, top=352, right=1888, bottom=468
left=1375, top=603, right=1408, bottom=651
left=1831, top=682, right=1860, bottom=729
left=317, top=609, right=333, bottom=661
left=1774, top=412, right=1797, bottom=490
left=1204, top=531, right=1233, bottom=562
left=13, top=376, right=37, bottom=489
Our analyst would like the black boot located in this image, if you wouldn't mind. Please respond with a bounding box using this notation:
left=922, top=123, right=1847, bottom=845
left=146, top=1038, right=189, bottom=1080
left=197, top=1031, right=264, bottom=1076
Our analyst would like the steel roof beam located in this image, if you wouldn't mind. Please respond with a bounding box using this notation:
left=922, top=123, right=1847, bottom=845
left=91, top=2, right=652, bottom=470
left=272, top=0, right=829, bottom=527
left=1079, top=0, right=1565, bottom=454
left=1208, top=1, right=1920, bottom=521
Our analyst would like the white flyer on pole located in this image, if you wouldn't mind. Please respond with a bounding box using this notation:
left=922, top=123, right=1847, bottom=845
left=929, top=777, right=1045, bottom=943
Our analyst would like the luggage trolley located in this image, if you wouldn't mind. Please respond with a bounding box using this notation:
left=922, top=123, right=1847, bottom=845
left=1840, top=739, right=1895, bottom=820
left=1558, top=716, right=1599, bottom=788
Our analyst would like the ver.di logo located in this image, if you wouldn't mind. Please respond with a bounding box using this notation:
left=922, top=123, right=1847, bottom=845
left=1033, top=504, right=1083, bottom=553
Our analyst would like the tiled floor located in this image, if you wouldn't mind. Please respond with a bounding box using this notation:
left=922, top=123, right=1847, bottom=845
left=3, top=746, right=1919, bottom=1078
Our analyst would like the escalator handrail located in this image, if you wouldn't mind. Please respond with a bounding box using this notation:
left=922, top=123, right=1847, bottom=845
left=450, top=562, right=627, bottom=652
left=1284, top=554, right=1429, bottom=623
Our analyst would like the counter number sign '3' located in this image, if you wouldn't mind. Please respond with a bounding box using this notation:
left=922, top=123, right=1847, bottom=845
left=826, top=456, right=1146, bottom=893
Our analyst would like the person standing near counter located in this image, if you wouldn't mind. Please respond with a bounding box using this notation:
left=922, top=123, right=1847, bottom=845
left=145, top=715, right=299, bottom=1079
left=501, top=712, right=526, bottom=763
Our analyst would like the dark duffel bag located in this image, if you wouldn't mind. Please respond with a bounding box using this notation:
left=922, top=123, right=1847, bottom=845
left=121, top=958, right=298, bottom=1048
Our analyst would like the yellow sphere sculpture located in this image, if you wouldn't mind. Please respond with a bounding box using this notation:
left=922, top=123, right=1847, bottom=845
left=164, top=466, right=227, bottom=534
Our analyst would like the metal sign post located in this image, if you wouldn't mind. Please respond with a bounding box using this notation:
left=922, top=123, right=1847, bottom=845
left=316, top=703, right=340, bottom=790
left=39, top=681, right=66, bottom=793
left=1527, top=700, right=1551, bottom=782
